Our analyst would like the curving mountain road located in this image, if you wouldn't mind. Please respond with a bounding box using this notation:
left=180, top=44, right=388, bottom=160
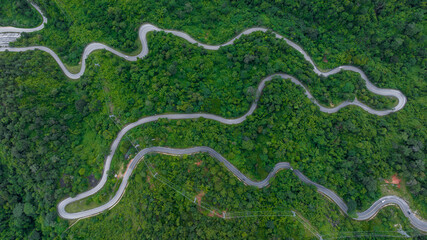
left=2, top=3, right=424, bottom=233
left=54, top=89, right=426, bottom=231
left=58, top=145, right=427, bottom=232
left=0, top=23, right=406, bottom=115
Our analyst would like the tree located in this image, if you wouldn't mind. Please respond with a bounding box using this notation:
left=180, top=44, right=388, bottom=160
left=24, top=202, right=35, bottom=216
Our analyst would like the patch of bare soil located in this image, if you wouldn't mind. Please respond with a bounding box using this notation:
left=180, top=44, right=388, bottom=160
left=208, top=210, right=227, bottom=218
left=116, top=158, right=135, bottom=179
left=195, top=191, right=205, bottom=207
left=384, top=173, right=402, bottom=188
left=116, top=163, right=124, bottom=179
left=195, top=191, right=226, bottom=218
left=323, top=54, right=328, bottom=63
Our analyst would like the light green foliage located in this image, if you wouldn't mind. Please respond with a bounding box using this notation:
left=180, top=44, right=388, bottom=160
left=68, top=154, right=419, bottom=239
left=0, top=0, right=425, bottom=239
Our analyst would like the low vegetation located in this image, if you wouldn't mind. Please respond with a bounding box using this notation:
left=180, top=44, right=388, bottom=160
left=0, top=0, right=425, bottom=239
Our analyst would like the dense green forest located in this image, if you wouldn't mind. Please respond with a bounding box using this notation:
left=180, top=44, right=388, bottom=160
left=0, top=0, right=42, bottom=28
left=0, top=0, right=426, bottom=239
left=67, top=154, right=420, bottom=239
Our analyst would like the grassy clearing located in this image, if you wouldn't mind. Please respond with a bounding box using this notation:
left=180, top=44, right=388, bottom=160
left=65, top=197, right=102, bottom=213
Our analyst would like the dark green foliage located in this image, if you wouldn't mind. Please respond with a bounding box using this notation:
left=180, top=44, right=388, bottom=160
left=0, top=51, right=114, bottom=239
left=0, top=0, right=42, bottom=27
left=0, top=0, right=425, bottom=239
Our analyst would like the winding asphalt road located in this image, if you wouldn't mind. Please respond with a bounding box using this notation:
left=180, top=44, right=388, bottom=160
left=0, top=23, right=406, bottom=115
left=54, top=95, right=427, bottom=232
left=58, top=145, right=427, bottom=232
left=2, top=3, right=424, bottom=232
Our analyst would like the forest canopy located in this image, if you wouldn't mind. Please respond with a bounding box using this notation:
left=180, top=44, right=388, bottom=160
left=0, top=0, right=426, bottom=239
